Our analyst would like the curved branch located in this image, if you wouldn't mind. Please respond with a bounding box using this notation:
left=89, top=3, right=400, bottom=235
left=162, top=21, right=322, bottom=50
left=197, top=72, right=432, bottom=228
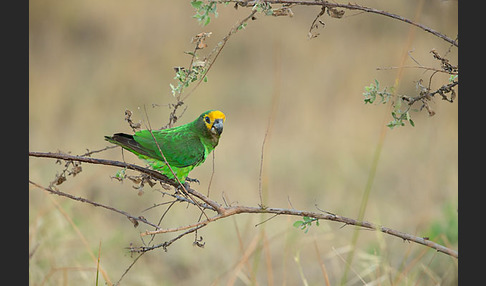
left=231, top=0, right=458, bottom=47
left=29, top=151, right=458, bottom=258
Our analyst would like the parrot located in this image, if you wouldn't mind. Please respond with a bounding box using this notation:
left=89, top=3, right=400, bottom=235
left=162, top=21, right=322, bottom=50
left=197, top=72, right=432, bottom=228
left=105, top=110, right=226, bottom=184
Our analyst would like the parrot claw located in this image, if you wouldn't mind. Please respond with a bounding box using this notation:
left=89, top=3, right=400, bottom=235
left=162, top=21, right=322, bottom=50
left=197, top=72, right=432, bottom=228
left=185, top=177, right=200, bottom=184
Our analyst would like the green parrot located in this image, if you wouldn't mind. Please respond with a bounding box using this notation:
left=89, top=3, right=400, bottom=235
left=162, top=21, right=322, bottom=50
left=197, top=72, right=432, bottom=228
left=105, top=110, right=226, bottom=184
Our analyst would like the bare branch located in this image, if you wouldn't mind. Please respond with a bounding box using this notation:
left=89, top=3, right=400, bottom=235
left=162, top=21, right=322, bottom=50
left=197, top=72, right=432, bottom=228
left=29, top=151, right=458, bottom=259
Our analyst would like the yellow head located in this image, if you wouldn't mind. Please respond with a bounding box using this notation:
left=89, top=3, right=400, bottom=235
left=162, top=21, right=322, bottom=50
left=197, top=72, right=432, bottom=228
left=201, top=110, right=226, bottom=136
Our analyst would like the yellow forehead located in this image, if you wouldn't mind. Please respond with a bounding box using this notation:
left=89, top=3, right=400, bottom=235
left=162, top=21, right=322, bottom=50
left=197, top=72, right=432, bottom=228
left=205, top=110, right=226, bottom=122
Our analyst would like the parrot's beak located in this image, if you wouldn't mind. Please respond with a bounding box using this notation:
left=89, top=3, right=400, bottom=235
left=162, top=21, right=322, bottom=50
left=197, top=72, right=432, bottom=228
left=211, top=119, right=224, bottom=136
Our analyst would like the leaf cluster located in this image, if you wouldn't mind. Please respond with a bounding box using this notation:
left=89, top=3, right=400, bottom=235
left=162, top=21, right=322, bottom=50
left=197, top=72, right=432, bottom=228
left=169, top=31, right=212, bottom=101
left=170, top=65, right=207, bottom=97
left=363, top=80, right=415, bottom=129
left=363, top=79, right=393, bottom=105
left=293, top=216, right=320, bottom=233
left=387, top=98, right=415, bottom=129
left=191, top=1, right=218, bottom=26
left=364, top=49, right=457, bottom=129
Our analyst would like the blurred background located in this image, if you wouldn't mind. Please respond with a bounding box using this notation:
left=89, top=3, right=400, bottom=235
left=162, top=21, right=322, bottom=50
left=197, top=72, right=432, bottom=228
left=29, top=0, right=458, bottom=285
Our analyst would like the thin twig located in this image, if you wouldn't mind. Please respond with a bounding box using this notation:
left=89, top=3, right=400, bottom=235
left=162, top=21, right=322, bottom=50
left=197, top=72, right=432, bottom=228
left=181, top=9, right=258, bottom=102
left=29, top=180, right=161, bottom=230
left=258, top=128, right=269, bottom=207
left=207, top=151, right=215, bottom=197
left=133, top=225, right=206, bottom=253
left=376, top=65, right=458, bottom=75
left=114, top=253, right=145, bottom=286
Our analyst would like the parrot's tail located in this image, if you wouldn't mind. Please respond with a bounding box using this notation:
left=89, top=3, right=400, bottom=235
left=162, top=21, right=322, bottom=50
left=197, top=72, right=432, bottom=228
left=105, top=133, right=148, bottom=157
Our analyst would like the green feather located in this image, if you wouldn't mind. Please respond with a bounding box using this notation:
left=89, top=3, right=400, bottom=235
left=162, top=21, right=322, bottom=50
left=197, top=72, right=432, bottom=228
left=105, top=110, right=225, bottom=183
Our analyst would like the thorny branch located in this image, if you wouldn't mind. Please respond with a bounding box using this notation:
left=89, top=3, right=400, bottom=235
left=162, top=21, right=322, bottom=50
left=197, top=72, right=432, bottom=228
left=29, top=151, right=458, bottom=259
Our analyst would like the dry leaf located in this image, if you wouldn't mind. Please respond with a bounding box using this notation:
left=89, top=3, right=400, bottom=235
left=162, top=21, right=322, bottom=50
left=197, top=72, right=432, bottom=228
left=272, top=7, right=294, bottom=17
left=192, top=32, right=212, bottom=50
left=328, top=7, right=345, bottom=18
left=128, top=217, right=139, bottom=228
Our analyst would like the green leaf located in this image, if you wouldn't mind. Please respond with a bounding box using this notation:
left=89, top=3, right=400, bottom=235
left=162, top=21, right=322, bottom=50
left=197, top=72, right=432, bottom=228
left=190, top=1, right=203, bottom=9
left=114, top=169, right=126, bottom=179
left=409, top=118, right=415, bottom=127
left=237, top=23, right=247, bottom=30
left=394, top=98, right=402, bottom=110
left=386, top=121, right=397, bottom=129
left=204, top=15, right=211, bottom=26
left=293, top=221, right=304, bottom=228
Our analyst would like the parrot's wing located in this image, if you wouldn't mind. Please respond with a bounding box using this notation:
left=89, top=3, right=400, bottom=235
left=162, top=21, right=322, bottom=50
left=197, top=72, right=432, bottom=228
left=134, top=129, right=206, bottom=168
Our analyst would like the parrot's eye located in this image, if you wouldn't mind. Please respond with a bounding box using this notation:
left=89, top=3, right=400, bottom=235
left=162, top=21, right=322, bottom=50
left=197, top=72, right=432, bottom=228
left=204, top=116, right=211, bottom=124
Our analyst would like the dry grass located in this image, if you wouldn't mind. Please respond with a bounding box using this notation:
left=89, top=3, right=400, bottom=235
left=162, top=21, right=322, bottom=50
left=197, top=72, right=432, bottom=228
left=29, top=0, right=457, bottom=285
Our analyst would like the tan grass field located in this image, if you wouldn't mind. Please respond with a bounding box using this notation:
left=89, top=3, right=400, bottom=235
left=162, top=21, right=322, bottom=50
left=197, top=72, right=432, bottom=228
left=29, top=0, right=458, bottom=285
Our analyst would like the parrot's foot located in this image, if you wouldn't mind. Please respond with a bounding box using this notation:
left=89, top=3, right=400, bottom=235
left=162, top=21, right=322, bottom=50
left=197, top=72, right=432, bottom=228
left=185, top=177, right=200, bottom=184
left=178, top=183, right=190, bottom=191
